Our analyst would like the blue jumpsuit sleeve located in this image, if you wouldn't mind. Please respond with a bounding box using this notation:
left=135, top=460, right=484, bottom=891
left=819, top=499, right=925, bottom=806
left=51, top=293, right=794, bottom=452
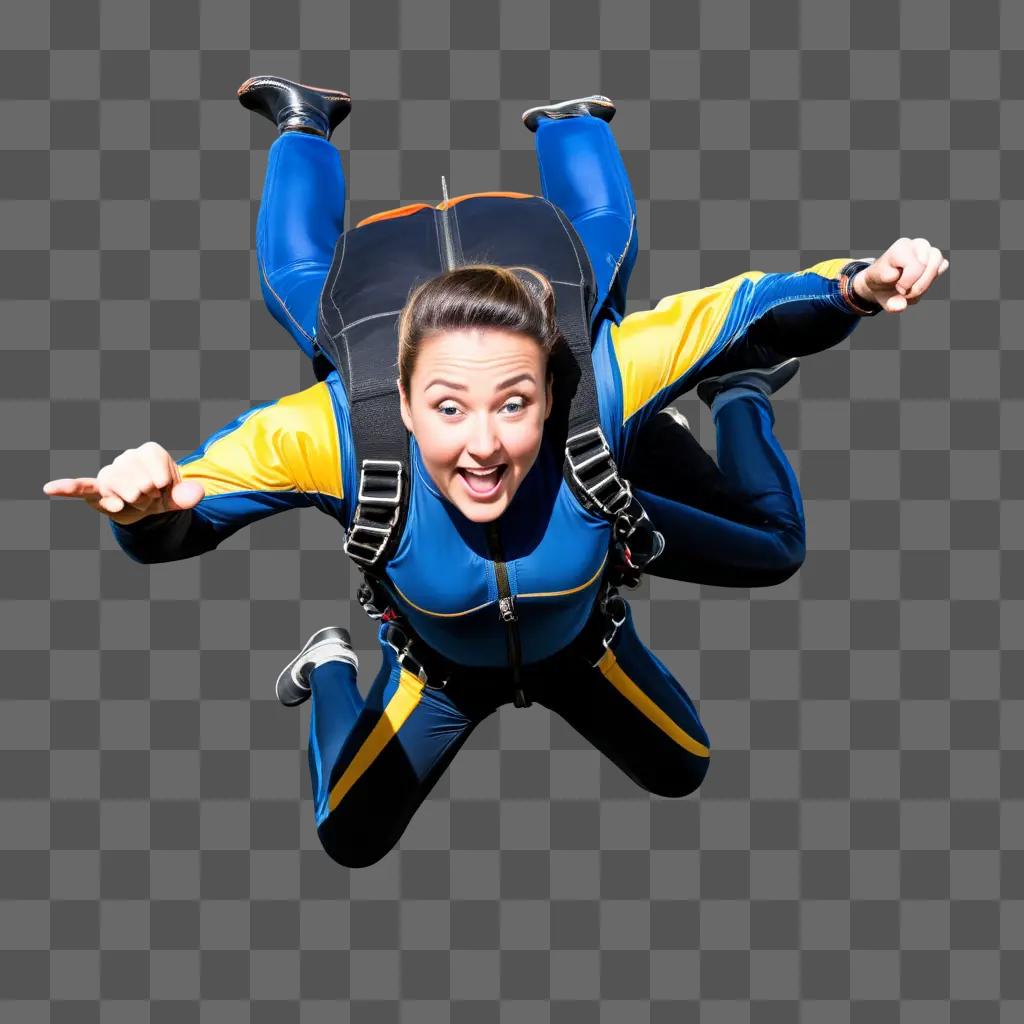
left=605, top=258, right=879, bottom=462
left=110, top=376, right=351, bottom=564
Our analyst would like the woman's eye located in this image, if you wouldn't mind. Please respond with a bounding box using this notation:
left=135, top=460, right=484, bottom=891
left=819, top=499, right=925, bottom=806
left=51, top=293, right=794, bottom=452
left=436, top=399, right=525, bottom=417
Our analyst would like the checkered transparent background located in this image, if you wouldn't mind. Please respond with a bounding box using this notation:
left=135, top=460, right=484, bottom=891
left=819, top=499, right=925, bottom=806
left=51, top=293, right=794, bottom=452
left=1, top=0, right=1019, bottom=1020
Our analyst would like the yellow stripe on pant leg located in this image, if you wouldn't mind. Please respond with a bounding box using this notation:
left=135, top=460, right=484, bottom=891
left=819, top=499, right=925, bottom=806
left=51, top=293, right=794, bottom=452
left=326, top=667, right=426, bottom=815
left=595, top=648, right=710, bottom=759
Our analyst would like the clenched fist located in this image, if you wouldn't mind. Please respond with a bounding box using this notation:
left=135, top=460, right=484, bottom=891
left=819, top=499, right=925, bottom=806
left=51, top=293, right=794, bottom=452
left=851, top=237, right=949, bottom=313
left=43, top=441, right=205, bottom=526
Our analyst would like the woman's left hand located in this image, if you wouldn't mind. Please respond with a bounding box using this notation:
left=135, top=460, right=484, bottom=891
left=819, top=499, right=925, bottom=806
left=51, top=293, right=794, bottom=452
left=852, top=237, right=949, bottom=313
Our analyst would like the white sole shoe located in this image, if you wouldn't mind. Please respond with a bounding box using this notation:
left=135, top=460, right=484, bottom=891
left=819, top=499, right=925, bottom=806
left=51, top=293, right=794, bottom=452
left=522, top=95, right=616, bottom=132
left=275, top=626, right=359, bottom=707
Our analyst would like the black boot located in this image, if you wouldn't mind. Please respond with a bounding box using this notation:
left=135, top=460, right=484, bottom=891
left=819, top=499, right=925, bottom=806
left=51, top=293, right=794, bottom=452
left=696, top=357, right=801, bottom=410
left=522, top=95, right=616, bottom=133
left=275, top=626, right=358, bottom=707
left=238, top=75, right=352, bottom=139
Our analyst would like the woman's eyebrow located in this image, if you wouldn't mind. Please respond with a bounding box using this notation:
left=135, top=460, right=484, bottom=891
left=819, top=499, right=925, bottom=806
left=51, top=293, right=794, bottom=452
left=425, top=373, right=536, bottom=392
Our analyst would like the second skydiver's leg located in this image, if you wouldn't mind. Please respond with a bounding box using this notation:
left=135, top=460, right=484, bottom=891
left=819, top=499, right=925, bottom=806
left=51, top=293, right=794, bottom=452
left=625, top=407, right=763, bottom=524
left=635, top=361, right=807, bottom=588
left=240, top=76, right=351, bottom=363
left=526, top=101, right=638, bottom=324
left=526, top=102, right=771, bottom=539
left=256, top=133, right=345, bottom=361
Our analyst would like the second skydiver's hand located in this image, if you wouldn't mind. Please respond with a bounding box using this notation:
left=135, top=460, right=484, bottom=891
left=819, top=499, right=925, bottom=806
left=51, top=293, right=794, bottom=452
left=852, top=237, right=950, bottom=313
left=43, top=442, right=205, bottom=526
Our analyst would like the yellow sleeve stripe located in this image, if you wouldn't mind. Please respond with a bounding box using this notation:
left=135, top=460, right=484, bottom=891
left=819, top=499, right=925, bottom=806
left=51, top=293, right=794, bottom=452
left=610, top=272, right=765, bottom=424
left=179, top=382, right=344, bottom=501
left=327, top=668, right=425, bottom=813
left=596, top=647, right=711, bottom=758
left=796, top=258, right=849, bottom=281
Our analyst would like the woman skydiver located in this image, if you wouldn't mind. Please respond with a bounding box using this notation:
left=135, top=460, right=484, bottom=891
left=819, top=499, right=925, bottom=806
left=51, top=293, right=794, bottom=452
left=43, top=78, right=947, bottom=869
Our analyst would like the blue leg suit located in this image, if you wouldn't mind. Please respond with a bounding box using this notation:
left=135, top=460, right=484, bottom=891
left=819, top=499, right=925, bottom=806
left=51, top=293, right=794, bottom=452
left=255, top=117, right=805, bottom=867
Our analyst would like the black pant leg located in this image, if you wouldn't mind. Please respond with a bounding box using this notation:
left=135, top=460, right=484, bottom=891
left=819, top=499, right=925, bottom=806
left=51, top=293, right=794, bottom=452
left=624, top=406, right=762, bottom=525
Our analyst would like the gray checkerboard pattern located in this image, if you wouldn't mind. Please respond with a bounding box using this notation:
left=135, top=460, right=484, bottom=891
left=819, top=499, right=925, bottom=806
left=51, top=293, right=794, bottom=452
left=0, top=0, right=1015, bottom=1019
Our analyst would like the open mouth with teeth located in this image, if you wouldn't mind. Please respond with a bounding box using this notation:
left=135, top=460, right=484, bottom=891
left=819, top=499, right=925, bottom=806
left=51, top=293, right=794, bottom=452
left=457, top=464, right=507, bottom=496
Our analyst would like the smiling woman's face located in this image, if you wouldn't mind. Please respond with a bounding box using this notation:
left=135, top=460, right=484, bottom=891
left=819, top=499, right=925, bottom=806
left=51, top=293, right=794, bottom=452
left=398, top=327, right=554, bottom=524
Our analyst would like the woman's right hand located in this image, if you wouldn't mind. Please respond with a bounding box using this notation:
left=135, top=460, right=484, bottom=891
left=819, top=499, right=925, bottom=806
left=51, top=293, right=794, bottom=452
left=43, top=442, right=205, bottom=526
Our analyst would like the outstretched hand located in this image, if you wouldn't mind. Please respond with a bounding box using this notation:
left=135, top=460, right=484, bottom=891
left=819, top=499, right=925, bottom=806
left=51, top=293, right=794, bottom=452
left=43, top=442, right=204, bottom=526
left=852, top=237, right=949, bottom=313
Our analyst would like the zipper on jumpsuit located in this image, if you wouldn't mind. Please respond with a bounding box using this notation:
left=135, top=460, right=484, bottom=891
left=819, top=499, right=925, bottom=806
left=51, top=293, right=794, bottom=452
left=486, top=521, right=528, bottom=708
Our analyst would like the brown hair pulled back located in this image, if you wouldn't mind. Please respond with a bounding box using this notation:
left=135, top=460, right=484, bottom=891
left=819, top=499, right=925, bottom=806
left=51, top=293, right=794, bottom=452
left=397, top=264, right=563, bottom=397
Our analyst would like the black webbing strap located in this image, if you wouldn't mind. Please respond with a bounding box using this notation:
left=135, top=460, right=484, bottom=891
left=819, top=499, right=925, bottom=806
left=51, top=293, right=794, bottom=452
left=546, top=206, right=664, bottom=575
left=341, top=353, right=410, bottom=571
left=342, top=359, right=414, bottom=663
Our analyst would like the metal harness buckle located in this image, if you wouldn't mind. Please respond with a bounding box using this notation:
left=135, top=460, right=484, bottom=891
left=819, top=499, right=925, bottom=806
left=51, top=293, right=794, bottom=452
left=343, top=460, right=404, bottom=566
left=356, top=459, right=403, bottom=506
left=565, top=427, right=633, bottom=518
left=614, top=507, right=665, bottom=564
left=344, top=521, right=394, bottom=566
left=383, top=622, right=427, bottom=683
left=356, top=580, right=387, bottom=620
left=382, top=622, right=448, bottom=690
left=590, top=586, right=628, bottom=667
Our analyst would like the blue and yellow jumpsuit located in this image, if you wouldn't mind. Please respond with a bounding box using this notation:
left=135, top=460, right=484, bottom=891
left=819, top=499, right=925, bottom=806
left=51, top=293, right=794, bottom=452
left=111, top=116, right=876, bottom=868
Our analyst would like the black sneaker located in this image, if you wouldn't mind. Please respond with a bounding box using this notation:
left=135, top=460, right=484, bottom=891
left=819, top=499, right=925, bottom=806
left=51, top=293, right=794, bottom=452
left=238, top=75, right=352, bottom=139
left=275, top=626, right=358, bottom=707
left=522, top=95, right=616, bottom=133
left=696, top=357, right=801, bottom=410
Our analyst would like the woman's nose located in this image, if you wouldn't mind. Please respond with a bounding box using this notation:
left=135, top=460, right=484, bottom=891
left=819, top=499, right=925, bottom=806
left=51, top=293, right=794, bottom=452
left=466, top=414, right=500, bottom=459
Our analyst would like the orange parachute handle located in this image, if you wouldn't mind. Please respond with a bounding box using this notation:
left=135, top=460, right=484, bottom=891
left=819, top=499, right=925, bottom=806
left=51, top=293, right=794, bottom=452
left=355, top=191, right=535, bottom=229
